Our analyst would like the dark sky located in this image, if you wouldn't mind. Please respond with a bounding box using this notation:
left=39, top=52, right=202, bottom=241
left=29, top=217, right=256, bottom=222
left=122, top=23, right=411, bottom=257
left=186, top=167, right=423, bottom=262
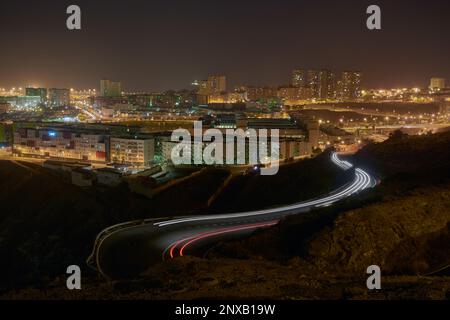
left=0, top=0, right=449, bottom=91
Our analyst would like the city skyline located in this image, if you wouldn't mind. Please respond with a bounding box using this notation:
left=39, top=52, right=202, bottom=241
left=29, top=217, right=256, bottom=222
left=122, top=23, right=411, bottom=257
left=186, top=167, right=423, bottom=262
left=1, top=71, right=447, bottom=94
left=1, top=0, right=450, bottom=306
left=1, top=0, right=449, bottom=91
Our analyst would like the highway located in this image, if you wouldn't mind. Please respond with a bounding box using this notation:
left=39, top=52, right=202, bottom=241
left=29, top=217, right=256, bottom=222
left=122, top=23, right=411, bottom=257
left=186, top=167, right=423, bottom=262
left=88, top=152, right=376, bottom=279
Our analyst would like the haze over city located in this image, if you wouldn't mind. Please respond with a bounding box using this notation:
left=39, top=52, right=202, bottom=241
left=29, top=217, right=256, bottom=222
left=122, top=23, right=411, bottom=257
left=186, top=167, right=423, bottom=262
left=1, top=0, right=449, bottom=91
left=1, top=0, right=450, bottom=312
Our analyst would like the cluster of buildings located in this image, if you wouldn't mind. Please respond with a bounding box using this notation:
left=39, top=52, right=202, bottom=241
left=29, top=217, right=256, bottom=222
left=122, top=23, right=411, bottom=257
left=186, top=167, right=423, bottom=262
left=359, top=77, right=450, bottom=112
left=10, top=112, right=355, bottom=168
left=290, top=69, right=362, bottom=100
left=0, top=87, right=70, bottom=109
left=158, top=115, right=357, bottom=164
left=2, top=73, right=449, bottom=117
left=191, top=70, right=362, bottom=107
left=0, top=79, right=121, bottom=113
left=13, top=126, right=155, bottom=167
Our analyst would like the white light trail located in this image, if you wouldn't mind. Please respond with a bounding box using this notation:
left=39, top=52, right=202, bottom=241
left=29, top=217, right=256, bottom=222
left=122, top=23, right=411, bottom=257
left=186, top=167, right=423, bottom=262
left=154, top=153, right=373, bottom=227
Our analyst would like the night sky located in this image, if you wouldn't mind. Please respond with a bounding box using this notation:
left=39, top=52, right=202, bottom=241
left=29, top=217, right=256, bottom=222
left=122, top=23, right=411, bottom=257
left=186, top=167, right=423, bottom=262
left=0, top=0, right=449, bottom=91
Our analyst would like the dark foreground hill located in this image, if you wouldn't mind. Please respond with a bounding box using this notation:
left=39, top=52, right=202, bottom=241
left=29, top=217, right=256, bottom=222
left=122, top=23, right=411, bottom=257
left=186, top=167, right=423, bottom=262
left=207, top=131, right=450, bottom=281
left=0, top=162, right=228, bottom=291
left=0, top=150, right=344, bottom=293
left=0, top=161, right=152, bottom=291
left=2, top=130, right=450, bottom=299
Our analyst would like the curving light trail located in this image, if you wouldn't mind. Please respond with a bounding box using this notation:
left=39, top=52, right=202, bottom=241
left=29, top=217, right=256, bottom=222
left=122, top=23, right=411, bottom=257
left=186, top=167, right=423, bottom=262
left=154, top=153, right=373, bottom=228
left=331, top=152, right=353, bottom=170
left=92, top=152, right=377, bottom=273
left=164, top=220, right=279, bottom=259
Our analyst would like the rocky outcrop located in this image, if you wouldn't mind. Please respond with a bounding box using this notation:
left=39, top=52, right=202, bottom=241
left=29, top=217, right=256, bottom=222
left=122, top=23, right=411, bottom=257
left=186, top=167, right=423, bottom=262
left=307, top=186, right=450, bottom=275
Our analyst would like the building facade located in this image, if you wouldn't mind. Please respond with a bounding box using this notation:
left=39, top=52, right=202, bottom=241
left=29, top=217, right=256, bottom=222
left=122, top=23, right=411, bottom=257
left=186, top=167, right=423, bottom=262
left=25, top=87, right=47, bottom=102
left=292, top=69, right=306, bottom=87
left=430, top=78, right=445, bottom=90
left=1, top=96, right=42, bottom=108
left=13, top=128, right=108, bottom=162
left=100, top=79, right=122, bottom=97
left=338, top=71, right=362, bottom=100
left=48, top=88, right=70, bottom=107
left=110, top=137, right=155, bottom=166
left=291, top=69, right=336, bottom=100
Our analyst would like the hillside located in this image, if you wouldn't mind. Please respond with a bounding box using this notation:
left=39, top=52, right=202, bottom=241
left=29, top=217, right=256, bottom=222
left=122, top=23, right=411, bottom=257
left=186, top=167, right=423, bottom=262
left=0, top=151, right=345, bottom=293
left=210, top=131, right=450, bottom=277
left=0, top=162, right=230, bottom=291
left=210, top=150, right=352, bottom=213
left=2, top=130, right=450, bottom=299
left=0, top=161, right=152, bottom=291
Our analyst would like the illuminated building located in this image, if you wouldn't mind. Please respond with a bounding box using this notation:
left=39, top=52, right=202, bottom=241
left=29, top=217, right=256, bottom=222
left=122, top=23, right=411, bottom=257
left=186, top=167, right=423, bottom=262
left=196, top=75, right=227, bottom=103
left=110, top=137, right=155, bottom=166
left=25, top=87, right=47, bottom=102
left=338, top=71, right=362, bottom=100
left=13, top=128, right=108, bottom=162
left=0, top=96, right=42, bottom=108
left=243, top=86, right=277, bottom=101
left=160, top=134, right=312, bottom=165
left=100, top=79, right=122, bottom=97
left=246, top=118, right=306, bottom=138
left=307, top=70, right=320, bottom=98
left=292, top=69, right=306, bottom=87
left=318, top=69, right=336, bottom=99
left=48, top=88, right=70, bottom=107
left=208, top=92, right=246, bottom=104
left=277, top=86, right=313, bottom=101
left=213, top=114, right=237, bottom=129
left=207, top=75, right=226, bottom=93
left=291, top=69, right=336, bottom=99
left=430, top=78, right=445, bottom=90
left=279, top=139, right=312, bottom=159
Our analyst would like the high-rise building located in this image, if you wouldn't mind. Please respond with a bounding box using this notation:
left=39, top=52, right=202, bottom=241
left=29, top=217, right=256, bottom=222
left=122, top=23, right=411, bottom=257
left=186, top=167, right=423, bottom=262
left=207, top=75, right=226, bottom=93
left=307, top=70, right=320, bottom=98
left=430, top=78, right=445, bottom=90
left=196, top=75, right=226, bottom=104
left=291, top=69, right=336, bottom=99
left=318, top=70, right=336, bottom=100
left=197, top=75, right=226, bottom=95
left=292, top=69, right=306, bottom=87
left=48, top=88, right=70, bottom=107
left=25, top=87, right=47, bottom=102
left=338, top=71, right=362, bottom=100
left=100, top=79, right=122, bottom=97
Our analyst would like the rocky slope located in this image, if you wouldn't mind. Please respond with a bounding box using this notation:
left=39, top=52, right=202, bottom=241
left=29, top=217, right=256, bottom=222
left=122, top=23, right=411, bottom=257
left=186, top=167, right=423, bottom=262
left=3, top=257, right=450, bottom=300
left=307, top=185, right=450, bottom=275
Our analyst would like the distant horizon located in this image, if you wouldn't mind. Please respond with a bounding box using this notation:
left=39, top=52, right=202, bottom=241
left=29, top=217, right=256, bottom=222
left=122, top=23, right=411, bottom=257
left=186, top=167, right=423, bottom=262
left=0, top=72, right=446, bottom=93
left=1, top=0, right=449, bottom=91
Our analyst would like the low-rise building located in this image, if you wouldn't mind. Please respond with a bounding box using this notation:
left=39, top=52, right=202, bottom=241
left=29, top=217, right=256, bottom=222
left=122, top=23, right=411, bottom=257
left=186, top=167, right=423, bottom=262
left=14, top=128, right=108, bottom=163
left=95, top=167, right=123, bottom=186
left=110, top=137, right=155, bottom=166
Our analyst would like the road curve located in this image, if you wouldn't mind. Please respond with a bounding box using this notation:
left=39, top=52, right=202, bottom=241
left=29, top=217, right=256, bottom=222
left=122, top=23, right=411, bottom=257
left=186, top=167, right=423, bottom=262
left=88, top=152, right=376, bottom=279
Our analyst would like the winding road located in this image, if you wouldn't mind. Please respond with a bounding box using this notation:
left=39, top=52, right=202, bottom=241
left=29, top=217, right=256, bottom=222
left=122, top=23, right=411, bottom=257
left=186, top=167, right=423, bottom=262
left=88, top=152, right=376, bottom=279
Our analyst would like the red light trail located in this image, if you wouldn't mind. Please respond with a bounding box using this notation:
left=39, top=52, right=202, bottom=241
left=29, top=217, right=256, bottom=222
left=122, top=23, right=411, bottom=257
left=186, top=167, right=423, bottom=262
left=166, top=220, right=279, bottom=259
